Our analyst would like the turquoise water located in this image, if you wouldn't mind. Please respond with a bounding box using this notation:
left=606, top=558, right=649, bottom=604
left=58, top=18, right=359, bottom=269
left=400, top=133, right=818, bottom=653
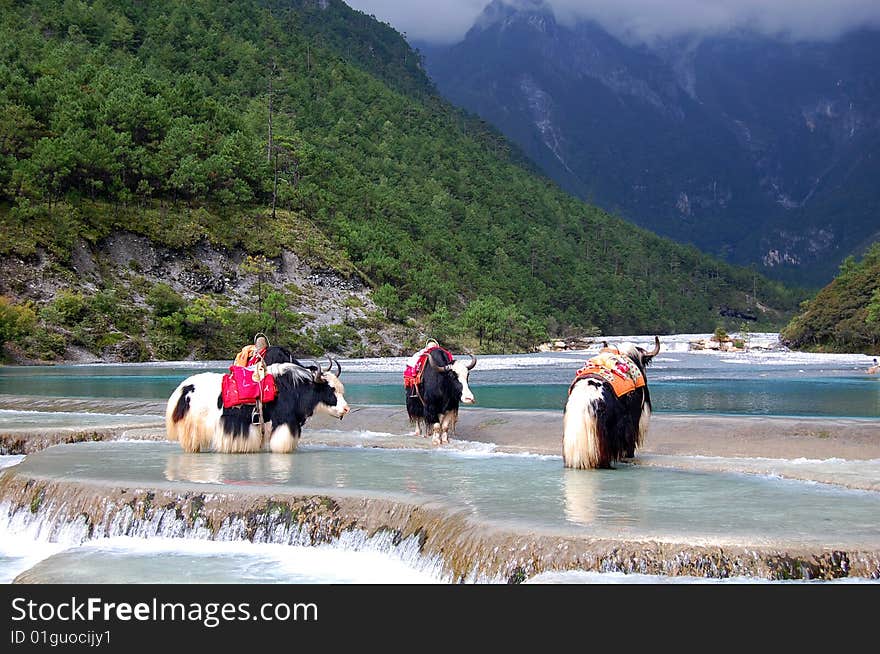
left=13, top=441, right=880, bottom=548
left=1, top=342, right=878, bottom=585
left=1, top=349, right=878, bottom=417
left=348, top=378, right=880, bottom=416
left=0, top=364, right=223, bottom=401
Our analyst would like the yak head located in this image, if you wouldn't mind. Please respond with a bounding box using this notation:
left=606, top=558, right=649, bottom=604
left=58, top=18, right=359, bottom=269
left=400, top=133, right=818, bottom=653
left=616, top=336, right=661, bottom=378
left=268, top=357, right=350, bottom=420
left=309, top=357, right=350, bottom=419
left=428, top=352, right=478, bottom=404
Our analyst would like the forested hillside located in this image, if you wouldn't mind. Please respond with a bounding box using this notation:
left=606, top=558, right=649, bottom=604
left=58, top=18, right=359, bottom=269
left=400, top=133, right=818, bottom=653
left=0, top=0, right=801, bottom=361
left=781, top=243, right=880, bottom=354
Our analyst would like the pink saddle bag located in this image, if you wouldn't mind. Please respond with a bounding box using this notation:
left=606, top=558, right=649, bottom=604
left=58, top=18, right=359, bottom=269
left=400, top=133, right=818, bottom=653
left=221, top=366, right=277, bottom=408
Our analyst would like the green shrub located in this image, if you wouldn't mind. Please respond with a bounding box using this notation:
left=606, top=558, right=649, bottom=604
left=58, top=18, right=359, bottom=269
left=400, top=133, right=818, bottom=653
left=96, top=332, right=126, bottom=349
left=23, top=330, right=67, bottom=361
left=147, top=283, right=186, bottom=318
left=41, top=290, right=88, bottom=326
left=315, top=324, right=359, bottom=353
left=147, top=328, right=188, bottom=360
left=0, top=297, right=37, bottom=345
left=373, top=284, right=401, bottom=320
left=284, top=283, right=303, bottom=299
left=288, top=331, right=323, bottom=356
left=228, top=312, right=271, bottom=348
left=402, top=293, right=427, bottom=317
left=90, top=289, right=139, bottom=333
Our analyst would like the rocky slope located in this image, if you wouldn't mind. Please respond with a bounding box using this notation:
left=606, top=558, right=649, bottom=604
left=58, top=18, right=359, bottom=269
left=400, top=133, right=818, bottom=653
left=0, top=231, right=416, bottom=362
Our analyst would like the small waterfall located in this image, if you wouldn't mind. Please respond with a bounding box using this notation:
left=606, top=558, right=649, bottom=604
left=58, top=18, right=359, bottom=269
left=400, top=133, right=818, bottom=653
left=1, top=502, right=92, bottom=548
left=0, top=497, right=458, bottom=584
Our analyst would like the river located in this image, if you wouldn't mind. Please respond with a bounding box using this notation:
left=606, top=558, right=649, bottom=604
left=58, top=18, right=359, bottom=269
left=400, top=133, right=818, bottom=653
left=1, top=333, right=878, bottom=583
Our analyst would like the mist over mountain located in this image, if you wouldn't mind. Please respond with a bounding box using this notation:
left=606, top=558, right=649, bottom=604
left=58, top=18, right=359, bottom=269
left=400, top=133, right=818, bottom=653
left=417, top=0, right=880, bottom=285
left=350, top=0, right=880, bottom=45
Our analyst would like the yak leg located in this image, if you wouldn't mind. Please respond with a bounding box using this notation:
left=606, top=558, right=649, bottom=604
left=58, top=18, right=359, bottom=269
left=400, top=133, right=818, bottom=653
left=431, top=422, right=442, bottom=445
left=269, top=423, right=299, bottom=454
left=214, top=423, right=262, bottom=454
left=412, top=417, right=427, bottom=438
left=439, top=411, right=457, bottom=444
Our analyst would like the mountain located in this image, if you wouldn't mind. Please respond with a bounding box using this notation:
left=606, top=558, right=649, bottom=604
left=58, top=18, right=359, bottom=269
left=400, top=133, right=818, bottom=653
left=418, top=0, right=880, bottom=286
left=0, top=0, right=801, bottom=362
left=780, top=242, right=880, bottom=354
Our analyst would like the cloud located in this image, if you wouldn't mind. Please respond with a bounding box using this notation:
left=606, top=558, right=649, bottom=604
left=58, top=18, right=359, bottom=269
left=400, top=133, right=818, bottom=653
left=550, top=0, right=880, bottom=44
left=345, top=0, right=488, bottom=43
left=344, top=0, right=880, bottom=44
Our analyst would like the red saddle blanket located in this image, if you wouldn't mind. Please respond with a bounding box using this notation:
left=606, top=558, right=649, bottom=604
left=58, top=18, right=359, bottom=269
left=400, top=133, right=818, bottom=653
left=403, top=346, right=454, bottom=388
left=221, top=366, right=277, bottom=409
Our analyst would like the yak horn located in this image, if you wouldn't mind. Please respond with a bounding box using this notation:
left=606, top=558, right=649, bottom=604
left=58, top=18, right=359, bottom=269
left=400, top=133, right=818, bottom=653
left=332, top=356, right=342, bottom=378
left=647, top=336, right=660, bottom=357
left=428, top=354, right=452, bottom=373
left=322, top=357, right=333, bottom=372
left=308, top=359, right=324, bottom=382
left=466, top=353, right=477, bottom=370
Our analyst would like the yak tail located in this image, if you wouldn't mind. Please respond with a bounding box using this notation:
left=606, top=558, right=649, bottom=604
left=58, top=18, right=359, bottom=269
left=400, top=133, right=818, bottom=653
left=562, top=381, right=606, bottom=469
left=637, top=402, right=651, bottom=448
left=165, top=383, right=198, bottom=449
left=170, top=384, right=195, bottom=424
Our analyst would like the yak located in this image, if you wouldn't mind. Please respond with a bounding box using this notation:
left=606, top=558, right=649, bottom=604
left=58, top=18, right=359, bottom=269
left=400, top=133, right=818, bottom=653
left=562, top=337, right=660, bottom=469
left=405, top=348, right=477, bottom=445
left=165, top=350, right=348, bottom=454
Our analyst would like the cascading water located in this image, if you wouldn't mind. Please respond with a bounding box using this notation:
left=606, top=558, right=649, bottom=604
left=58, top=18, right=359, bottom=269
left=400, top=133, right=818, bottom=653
left=0, top=495, right=456, bottom=584
left=2, top=442, right=878, bottom=582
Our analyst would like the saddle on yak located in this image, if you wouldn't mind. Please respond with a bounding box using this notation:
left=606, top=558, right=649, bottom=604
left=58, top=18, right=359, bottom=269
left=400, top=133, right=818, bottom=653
left=568, top=347, right=645, bottom=398
left=221, top=365, right=277, bottom=409
left=403, top=340, right=453, bottom=395
left=221, top=335, right=277, bottom=409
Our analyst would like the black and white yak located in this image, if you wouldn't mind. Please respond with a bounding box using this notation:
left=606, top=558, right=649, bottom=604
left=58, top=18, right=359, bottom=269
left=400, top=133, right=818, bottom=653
left=165, top=347, right=349, bottom=454
left=562, top=337, right=660, bottom=469
left=405, top=350, right=477, bottom=445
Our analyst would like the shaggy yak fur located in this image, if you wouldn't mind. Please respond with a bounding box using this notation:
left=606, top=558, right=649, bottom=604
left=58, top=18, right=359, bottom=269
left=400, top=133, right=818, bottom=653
left=166, top=347, right=348, bottom=453
left=405, top=349, right=476, bottom=444
left=562, top=338, right=660, bottom=469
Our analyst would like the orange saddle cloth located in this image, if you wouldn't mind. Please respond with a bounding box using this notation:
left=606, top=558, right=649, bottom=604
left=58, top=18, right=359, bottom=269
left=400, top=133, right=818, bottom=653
left=570, top=351, right=645, bottom=398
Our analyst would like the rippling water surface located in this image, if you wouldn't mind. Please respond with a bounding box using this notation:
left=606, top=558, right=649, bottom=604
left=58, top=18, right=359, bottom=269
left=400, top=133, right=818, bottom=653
left=18, top=441, right=880, bottom=549
left=1, top=333, right=877, bottom=584
left=1, top=333, right=878, bottom=417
